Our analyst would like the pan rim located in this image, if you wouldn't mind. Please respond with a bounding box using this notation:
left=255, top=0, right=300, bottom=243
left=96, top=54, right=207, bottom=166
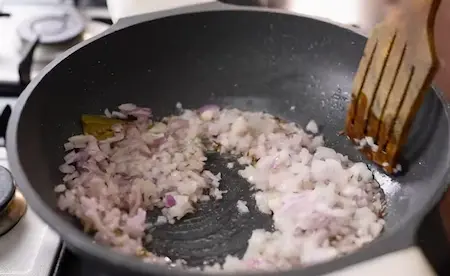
left=6, top=5, right=450, bottom=276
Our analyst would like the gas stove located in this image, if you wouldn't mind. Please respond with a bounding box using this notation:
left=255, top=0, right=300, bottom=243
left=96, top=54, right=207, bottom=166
left=0, top=145, right=60, bottom=276
left=0, top=0, right=110, bottom=96
left=0, top=0, right=110, bottom=275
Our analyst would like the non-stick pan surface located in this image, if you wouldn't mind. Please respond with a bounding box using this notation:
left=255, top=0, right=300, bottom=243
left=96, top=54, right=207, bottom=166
left=6, top=3, right=450, bottom=276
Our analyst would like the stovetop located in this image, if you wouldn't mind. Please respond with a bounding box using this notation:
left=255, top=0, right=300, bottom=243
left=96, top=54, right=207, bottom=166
left=0, top=97, right=61, bottom=276
left=0, top=1, right=109, bottom=275
left=1, top=1, right=450, bottom=276
left=0, top=0, right=111, bottom=96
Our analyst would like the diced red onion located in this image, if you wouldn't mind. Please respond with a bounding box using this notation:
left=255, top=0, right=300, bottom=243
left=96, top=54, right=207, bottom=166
left=271, top=155, right=280, bottom=169
left=63, top=151, right=79, bottom=164
left=165, top=195, right=176, bottom=207
left=245, top=258, right=272, bottom=269
left=118, top=103, right=137, bottom=112
left=279, top=192, right=313, bottom=213
left=152, top=136, right=167, bottom=147
left=68, top=135, right=91, bottom=144
left=104, top=108, right=112, bottom=118
left=56, top=103, right=385, bottom=269
left=64, top=142, right=74, bottom=151
left=112, top=111, right=127, bottom=119
left=100, top=133, right=125, bottom=144
left=62, top=171, right=79, bottom=182
left=197, top=104, right=220, bottom=114
left=118, top=104, right=152, bottom=120
left=77, top=150, right=90, bottom=163
left=59, top=163, right=75, bottom=174
left=128, top=107, right=152, bottom=119
left=168, top=119, right=189, bottom=131
left=111, top=124, right=123, bottom=133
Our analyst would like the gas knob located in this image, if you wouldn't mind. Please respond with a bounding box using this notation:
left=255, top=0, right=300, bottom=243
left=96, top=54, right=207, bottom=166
left=0, top=165, right=27, bottom=235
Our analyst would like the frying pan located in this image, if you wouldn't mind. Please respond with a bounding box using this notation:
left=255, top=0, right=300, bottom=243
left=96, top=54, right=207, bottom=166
left=6, top=2, right=450, bottom=276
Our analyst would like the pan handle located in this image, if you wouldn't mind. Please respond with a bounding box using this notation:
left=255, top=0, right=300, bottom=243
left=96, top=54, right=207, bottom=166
left=324, top=246, right=435, bottom=276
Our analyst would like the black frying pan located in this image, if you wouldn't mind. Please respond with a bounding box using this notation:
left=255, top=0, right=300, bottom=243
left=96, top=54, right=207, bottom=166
left=6, top=3, right=450, bottom=276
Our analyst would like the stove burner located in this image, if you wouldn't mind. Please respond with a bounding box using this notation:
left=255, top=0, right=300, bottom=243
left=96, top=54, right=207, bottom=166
left=17, top=9, right=85, bottom=45
left=0, top=166, right=15, bottom=212
left=0, top=166, right=26, bottom=236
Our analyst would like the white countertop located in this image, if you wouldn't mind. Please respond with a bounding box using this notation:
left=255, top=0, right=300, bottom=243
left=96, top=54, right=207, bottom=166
left=106, top=0, right=215, bottom=23
left=106, top=0, right=387, bottom=34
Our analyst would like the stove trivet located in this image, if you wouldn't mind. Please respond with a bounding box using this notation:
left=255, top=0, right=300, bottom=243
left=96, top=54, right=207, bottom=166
left=0, top=6, right=110, bottom=97
left=0, top=165, right=26, bottom=236
left=17, top=8, right=85, bottom=45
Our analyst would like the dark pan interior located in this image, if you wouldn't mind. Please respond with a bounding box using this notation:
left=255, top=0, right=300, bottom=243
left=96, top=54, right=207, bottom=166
left=11, top=10, right=450, bottom=273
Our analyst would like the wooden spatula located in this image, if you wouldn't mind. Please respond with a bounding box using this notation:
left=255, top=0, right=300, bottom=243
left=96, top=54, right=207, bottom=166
left=345, top=0, right=441, bottom=173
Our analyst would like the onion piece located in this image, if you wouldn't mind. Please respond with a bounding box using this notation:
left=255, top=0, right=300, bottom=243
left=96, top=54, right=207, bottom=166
left=104, top=108, right=112, bottom=118
left=59, top=163, right=76, bottom=174
left=128, top=107, right=152, bottom=118
left=165, top=195, right=176, bottom=207
left=197, top=104, right=220, bottom=114
left=152, top=136, right=167, bottom=147
left=111, top=111, right=127, bottom=119
left=118, top=103, right=137, bottom=112
left=168, top=118, right=189, bottom=131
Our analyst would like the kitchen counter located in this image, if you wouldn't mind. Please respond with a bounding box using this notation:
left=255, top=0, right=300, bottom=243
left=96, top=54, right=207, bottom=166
left=106, top=0, right=386, bottom=34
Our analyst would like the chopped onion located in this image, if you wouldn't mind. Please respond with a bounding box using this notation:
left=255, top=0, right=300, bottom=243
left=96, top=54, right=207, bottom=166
left=118, top=103, right=137, bottom=112
left=104, top=108, right=112, bottom=118
left=152, top=136, right=167, bottom=147
left=165, top=195, right=176, bottom=207
left=111, top=111, right=127, bottom=119
left=168, top=118, right=189, bottom=131
left=197, top=104, right=220, bottom=114
left=57, top=103, right=385, bottom=272
left=128, top=107, right=151, bottom=116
